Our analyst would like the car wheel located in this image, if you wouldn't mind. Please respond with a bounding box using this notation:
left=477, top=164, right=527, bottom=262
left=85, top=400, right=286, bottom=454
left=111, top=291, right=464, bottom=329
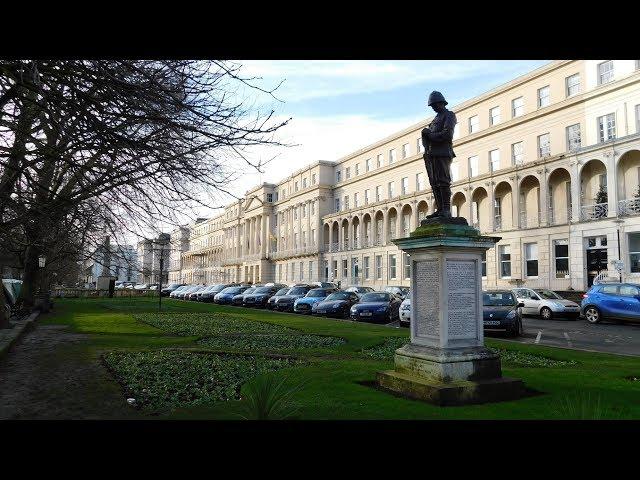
left=584, top=306, right=601, bottom=324
left=508, top=319, right=522, bottom=338
left=540, top=307, right=553, bottom=320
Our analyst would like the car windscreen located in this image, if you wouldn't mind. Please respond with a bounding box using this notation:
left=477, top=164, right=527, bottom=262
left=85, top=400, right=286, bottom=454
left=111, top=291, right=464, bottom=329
left=288, top=287, right=309, bottom=295
left=221, top=287, right=241, bottom=294
left=306, top=289, right=328, bottom=297
left=275, top=288, right=290, bottom=296
left=253, top=287, right=272, bottom=294
left=242, top=288, right=256, bottom=295
left=325, top=292, right=351, bottom=301
left=483, top=292, right=516, bottom=306
left=361, top=293, right=390, bottom=302
left=535, top=289, right=561, bottom=300
left=209, top=285, right=227, bottom=293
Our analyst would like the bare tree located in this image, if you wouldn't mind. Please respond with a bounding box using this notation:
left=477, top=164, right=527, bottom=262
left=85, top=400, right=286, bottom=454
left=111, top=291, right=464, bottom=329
left=0, top=60, right=290, bottom=317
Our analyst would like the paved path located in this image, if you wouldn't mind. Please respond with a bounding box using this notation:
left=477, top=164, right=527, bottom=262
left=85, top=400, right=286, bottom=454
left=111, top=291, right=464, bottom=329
left=0, top=324, right=137, bottom=419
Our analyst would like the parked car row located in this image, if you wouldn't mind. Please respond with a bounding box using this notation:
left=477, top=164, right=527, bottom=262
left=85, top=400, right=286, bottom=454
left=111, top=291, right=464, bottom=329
left=169, top=281, right=410, bottom=324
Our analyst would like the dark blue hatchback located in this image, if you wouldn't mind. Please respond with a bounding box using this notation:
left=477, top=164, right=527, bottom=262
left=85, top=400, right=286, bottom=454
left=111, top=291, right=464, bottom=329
left=581, top=283, right=640, bottom=324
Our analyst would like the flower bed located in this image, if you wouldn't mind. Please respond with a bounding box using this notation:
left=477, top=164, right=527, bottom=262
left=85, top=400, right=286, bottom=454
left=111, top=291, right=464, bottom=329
left=103, top=349, right=301, bottom=411
left=198, top=333, right=345, bottom=352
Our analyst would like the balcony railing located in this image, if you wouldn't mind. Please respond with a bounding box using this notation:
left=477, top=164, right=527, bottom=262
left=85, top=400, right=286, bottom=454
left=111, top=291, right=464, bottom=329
left=618, top=198, right=640, bottom=217
left=519, top=211, right=541, bottom=228
left=494, top=215, right=502, bottom=231
left=270, top=245, right=321, bottom=260
left=548, top=206, right=572, bottom=225
left=580, top=203, right=608, bottom=221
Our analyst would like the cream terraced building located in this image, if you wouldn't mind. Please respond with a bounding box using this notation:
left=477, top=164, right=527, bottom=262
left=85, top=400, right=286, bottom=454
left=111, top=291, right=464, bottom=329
left=179, top=60, right=640, bottom=292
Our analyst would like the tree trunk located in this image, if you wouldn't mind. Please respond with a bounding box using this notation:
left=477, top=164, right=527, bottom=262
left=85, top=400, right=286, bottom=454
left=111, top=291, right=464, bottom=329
left=0, top=280, right=9, bottom=329
left=17, top=245, right=41, bottom=309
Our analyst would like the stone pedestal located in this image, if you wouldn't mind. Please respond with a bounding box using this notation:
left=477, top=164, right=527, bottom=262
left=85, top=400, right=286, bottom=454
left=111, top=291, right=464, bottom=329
left=377, top=220, right=524, bottom=406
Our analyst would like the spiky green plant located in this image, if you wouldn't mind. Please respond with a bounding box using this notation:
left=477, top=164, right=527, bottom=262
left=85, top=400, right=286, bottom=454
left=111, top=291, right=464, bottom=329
left=238, top=374, right=309, bottom=420
left=553, top=391, right=628, bottom=420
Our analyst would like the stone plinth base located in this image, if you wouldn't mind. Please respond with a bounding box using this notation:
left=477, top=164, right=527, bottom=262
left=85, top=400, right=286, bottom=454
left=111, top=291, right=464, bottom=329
left=377, top=343, right=524, bottom=406
left=377, top=369, right=524, bottom=406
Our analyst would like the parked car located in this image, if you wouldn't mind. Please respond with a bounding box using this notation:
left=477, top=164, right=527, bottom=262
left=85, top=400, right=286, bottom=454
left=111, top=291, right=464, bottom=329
left=161, top=283, right=185, bottom=297
left=267, top=287, right=292, bottom=310
left=293, top=288, right=336, bottom=314
left=149, top=284, right=159, bottom=291
left=399, top=296, right=411, bottom=327
left=185, top=285, right=209, bottom=301
left=512, top=287, right=581, bottom=320
left=310, top=281, right=339, bottom=289
left=200, top=284, right=236, bottom=302
left=350, top=292, right=402, bottom=324
left=174, top=285, right=199, bottom=300
left=232, top=287, right=257, bottom=306
left=384, top=286, right=410, bottom=299
left=134, top=283, right=149, bottom=290
left=214, top=285, right=252, bottom=305
left=243, top=286, right=282, bottom=308
left=344, top=286, right=375, bottom=298
left=482, top=290, right=524, bottom=337
left=169, top=285, right=191, bottom=298
left=581, top=282, right=640, bottom=324
left=273, top=285, right=313, bottom=312
left=312, top=291, right=360, bottom=318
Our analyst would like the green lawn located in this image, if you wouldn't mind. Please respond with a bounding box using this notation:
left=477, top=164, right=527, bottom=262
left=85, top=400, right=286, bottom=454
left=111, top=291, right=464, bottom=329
left=42, top=297, right=640, bottom=419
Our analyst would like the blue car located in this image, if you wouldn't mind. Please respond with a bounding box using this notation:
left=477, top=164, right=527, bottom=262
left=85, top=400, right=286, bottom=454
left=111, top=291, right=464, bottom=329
left=312, top=291, right=360, bottom=318
left=349, top=292, right=402, bottom=324
left=214, top=285, right=252, bottom=305
left=581, top=282, right=640, bottom=324
left=293, top=288, right=336, bottom=314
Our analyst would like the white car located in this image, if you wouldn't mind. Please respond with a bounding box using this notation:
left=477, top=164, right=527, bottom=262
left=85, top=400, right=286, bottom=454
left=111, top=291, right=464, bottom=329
left=399, top=297, right=411, bottom=327
left=134, top=283, right=149, bottom=290
left=512, top=287, right=581, bottom=320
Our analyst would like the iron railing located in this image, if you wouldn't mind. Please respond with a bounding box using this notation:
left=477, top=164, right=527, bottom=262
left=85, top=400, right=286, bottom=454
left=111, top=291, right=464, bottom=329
left=580, top=202, right=608, bottom=221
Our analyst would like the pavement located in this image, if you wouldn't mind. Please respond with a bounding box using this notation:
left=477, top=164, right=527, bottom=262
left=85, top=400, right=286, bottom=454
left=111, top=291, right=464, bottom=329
left=386, top=316, right=640, bottom=357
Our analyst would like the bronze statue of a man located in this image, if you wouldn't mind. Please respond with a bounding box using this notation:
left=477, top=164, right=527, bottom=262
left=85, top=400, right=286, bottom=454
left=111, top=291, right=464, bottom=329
left=421, top=91, right=457, bottom=219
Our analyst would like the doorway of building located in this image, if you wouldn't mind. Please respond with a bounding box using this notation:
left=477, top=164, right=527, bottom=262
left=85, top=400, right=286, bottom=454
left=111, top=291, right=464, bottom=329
left=586, top=236, right=608, bottom=287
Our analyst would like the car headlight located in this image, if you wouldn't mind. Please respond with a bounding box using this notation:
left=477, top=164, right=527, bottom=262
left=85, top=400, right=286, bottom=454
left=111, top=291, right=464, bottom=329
left=350, top=306, right=357, bottom=312
left=376, top=306, right=388, bottom=312
left=551, top=302, right=564, bottom=309
left=506, top=310, right=516, bottom=319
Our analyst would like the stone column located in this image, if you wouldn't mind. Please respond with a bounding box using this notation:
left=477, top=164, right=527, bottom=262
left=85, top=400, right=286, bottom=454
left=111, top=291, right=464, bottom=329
left=338, top=219, right=344, bottom=251
left=382, top=209, right=389, bottom=245
left=605, top=150, right=618, bottom=218
left=486, top=181, right=495, bottom=232
left=538, top=168, right=549, bottom=227
left=377, top=222, right=524, bottom=406
left=510, top=175, right=520, bottom=229
left=306, top=201, right=311, bottom=249
left=570, top=160, right=581, bottom=221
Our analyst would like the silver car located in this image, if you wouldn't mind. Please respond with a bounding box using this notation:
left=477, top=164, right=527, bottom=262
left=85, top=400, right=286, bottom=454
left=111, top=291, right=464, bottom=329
left=512, top=288, right=581, bottom=320
left=399, top=296, right=411, bottom=326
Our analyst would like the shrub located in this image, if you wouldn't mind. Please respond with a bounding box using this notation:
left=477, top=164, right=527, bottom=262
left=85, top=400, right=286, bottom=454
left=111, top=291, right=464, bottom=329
left=239, top=373, right=309, bottom=420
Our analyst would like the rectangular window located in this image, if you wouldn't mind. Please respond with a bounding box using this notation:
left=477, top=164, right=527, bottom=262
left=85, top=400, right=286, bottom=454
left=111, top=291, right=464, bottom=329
left=481, top=251, right=487, bottom=277
left=303, top=178, right=307, bottom=189
left=451, top=162, right=459, bottom=182
left=512, top=97, right=524, bottom=118
left=294, top=208, right=298, bottom=220
left=417, top=137, right=424, bottom=153
left=294, top=233, right=298, bottom=249
left=355, top=163, right=359, bottom=176
left=364, top=189, right=370, bottom=205
left=354, top=192, right=359, bottom=208
left=332, top=260, right=338, bottom=279
left=566, top=124, right=581, bottom=151
left=266, top=193, right=273, bottom=202
left=342, top=259, right=348, bottom=278
left=416, top=172, right=425, bottom=191
left=489, top=106, right=501, bottom=126
left=524, top=243, right=538, bottom=277
left=388, top=181, right=395, bottom=198
left=566, top=73, right=580, bottom=97
left=403, top=252, right=411, bottom=280
left=538, top=133, right=551, bottom=158
left=389, top=148, right=397, bottom=164
left=365, top=158, right=371, bottom=172
left=336, top=171, right=341, bottom=183
left=299, top=261, right=304, bottom=281
left=388, top=254, right=397, bottom=280
left=598, top=113, right=616, bottom=142
left=312, top=173, right=317, bottom=185
left=311, top=201, right=315, bottom=215
left=335, top=198, right=340, bottom=213
left=377, top=154, right=383, bottom=168
left=274, top=192, right=279, bottom=202
left=375, top=255, right=383, bottom=280
left=489, top=149, right=500, bottom=172
left=401, top=177, right=409, bottom=195
left=453, top=123, right=460, bottom=140
left=512, top=141, right=524, bottom=165
left=499, top=245, right=511, bottom=278
left=364, top=256, right=370, bottom=279
left=376, top=186, right=382, bottom=202
left=294, top=181, right=299, bottom=191
left=402, top=143, right=410, bottom=159
left=629, top=233, right=640, bottom=273
left=345, top=167, right=350, bottom=180
left=598, top=60, right=614, bottom=85
left=468, top=115, right=479, bottom=134
left=537, top=85, right=550, bottom=108
left=343, top=195, right=349, bottom=211
left=311, top=229, right=316, bottom=245
left=554, top=239, right=569, bottom=278
left=468, top=155, right=479, bottom=177
left=309, top=261, right=314, bottom=280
